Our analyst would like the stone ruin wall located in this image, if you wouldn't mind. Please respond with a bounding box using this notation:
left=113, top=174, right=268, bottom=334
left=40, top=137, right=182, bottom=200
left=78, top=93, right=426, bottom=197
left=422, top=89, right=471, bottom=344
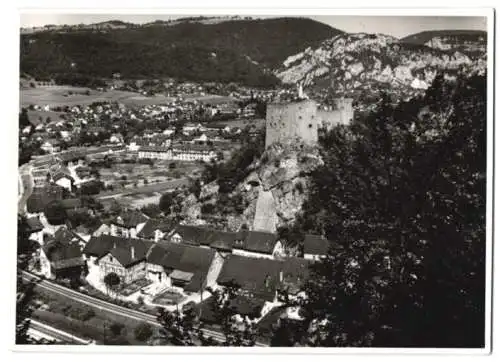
left=265, top=100, right=319, bottom=148
left=317, top=98, right=354, bottom=131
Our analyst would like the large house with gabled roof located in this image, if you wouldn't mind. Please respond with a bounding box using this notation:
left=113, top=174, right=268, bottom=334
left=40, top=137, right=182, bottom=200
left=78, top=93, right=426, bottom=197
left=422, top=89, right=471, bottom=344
left=83, top=234, right=154, bottom=285
left=110, top=210, right=149, bottom=238
left=39, top=226, right=86, bottom=280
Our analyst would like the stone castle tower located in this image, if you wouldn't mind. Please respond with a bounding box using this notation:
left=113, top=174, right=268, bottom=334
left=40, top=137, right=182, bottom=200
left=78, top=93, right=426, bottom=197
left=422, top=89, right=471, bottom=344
left=265, top=97, right=354, bottom=147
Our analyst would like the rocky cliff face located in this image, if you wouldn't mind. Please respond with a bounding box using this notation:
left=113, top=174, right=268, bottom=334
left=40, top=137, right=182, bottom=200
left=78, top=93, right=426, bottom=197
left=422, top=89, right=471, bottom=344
left=188, top=139, right=324, bottom=232
left=275, top=33, right=486, bottom=102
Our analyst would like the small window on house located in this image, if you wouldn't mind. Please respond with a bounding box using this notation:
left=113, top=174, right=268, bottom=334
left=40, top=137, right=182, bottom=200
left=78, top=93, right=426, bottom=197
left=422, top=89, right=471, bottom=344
left=109, top=255, right=112, bottom=261
left=308, top=124, right=313, bottom=128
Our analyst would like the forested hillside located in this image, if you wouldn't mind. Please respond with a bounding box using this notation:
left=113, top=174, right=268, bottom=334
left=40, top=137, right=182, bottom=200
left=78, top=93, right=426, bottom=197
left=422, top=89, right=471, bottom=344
left=20, top=17, right=342, bottom=87
left=283, top=73, right=487, bottom=347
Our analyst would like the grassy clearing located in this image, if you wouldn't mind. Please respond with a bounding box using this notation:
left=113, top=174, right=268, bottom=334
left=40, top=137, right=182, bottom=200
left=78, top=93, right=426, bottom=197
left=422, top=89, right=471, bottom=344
left=20, top=87, right=175, bottom=108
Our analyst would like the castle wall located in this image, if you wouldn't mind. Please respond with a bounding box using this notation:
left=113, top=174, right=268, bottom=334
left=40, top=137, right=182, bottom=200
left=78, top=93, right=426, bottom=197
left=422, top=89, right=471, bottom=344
left=316, top=98, right=354, bottom=131
left=265, top=100, right=318, bottom=147
left=317, top=110, right=342, bottom=130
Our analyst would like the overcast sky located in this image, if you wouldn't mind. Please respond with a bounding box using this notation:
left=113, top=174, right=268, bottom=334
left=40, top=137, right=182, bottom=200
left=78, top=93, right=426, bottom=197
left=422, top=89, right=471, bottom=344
left=20, top=14, right=487, bottom=38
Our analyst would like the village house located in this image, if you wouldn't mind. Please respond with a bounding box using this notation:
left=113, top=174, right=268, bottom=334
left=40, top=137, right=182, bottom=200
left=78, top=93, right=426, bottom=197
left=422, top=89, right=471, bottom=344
left=26, top=185, right=65, bottom=214
left=32, top=169, right=50, bottom=187
left=145, top=241, right=224, bottom=294
left=39, top=227, right=86, bottom=280
left=40, top=139, right=61, bottom=154
left=167, top=225, right=284, bottom=259
left=83, top=234, right=153, bottom=285
left=232, top=230, right=284, bottom=259
left=303, top=234, right=331, bottom=261
left=109, top=133, right=124, bottom=144
left=92, top=223, right=111, bottom=237
left=136, top=218, right=177, bottom=242
left=52, top=172, right=74, bottom=192
left=215, top=255, right=311, bottom=323
left=26, top=216, right=44, bottom=245
left=110, top=210, right=149, bottom=238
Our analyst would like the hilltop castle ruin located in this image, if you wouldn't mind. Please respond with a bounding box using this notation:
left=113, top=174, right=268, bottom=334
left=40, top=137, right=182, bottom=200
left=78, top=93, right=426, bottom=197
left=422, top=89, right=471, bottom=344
left=252, top=94, right=354, bottom=234
left=265, top=97, right=354, bottom=147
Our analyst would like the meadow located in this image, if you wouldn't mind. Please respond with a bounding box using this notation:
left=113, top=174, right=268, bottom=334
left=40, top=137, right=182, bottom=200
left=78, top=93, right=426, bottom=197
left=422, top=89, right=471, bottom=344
left=20, top=86, right=176, bottom=108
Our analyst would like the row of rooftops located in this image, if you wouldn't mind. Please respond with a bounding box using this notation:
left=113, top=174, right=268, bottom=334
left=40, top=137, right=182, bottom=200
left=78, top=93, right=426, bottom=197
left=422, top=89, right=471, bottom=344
left=138, top=144, right=217, bottom=154
left=139, top=221, right=331, bottom=256
left=82, top=232, right=311, bottom=297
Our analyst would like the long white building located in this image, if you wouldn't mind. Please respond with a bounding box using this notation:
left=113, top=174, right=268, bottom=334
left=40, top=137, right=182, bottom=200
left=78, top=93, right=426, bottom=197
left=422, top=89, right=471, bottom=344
left=138, top=144, right=216, bottom=162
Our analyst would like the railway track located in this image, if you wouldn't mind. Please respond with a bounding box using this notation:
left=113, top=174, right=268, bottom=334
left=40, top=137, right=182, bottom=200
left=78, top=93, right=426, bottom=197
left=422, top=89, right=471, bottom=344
left=22, top=270, right=268, bottom=347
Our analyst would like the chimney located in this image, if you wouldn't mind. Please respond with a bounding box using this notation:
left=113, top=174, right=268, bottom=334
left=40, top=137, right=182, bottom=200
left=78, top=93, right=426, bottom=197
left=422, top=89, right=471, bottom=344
left=131, top=246, right=135, bottom=260
left=279, top=271, right=283, bottom=283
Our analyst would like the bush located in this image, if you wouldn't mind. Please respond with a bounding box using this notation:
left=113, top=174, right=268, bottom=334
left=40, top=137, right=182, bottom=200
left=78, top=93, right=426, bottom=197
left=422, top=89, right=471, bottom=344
left=295, top=182, right=304, bottom=194
left=44, top=200, right=67, bottom=225
left=67, top=306, right=96, bottom=321
left=134, top=322, right=153, bottom=342
left=109, top=322, right=125, bottom=336
left=201, top=203, right=215, bottom=215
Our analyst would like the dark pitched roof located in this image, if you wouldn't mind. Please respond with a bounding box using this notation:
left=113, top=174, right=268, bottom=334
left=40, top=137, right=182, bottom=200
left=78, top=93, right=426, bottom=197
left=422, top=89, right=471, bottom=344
left=303, top=234, right=331, bottom=256
left=137, top=218, right=176, bottom=239
left=59, top=198, right=82, bottom=210
left=26, top=216, right=44, bottom=232
left=217, top=255, right=282, bottom=300
left=43, top=239, right=84, bottom=271
left=26, top=185, right=64, bottom=213
left=53, top=227, right=84, bottom=245
left=53, top=172, right=74, bottom=183
left=147, top=242, right=215, bottom=292
left=234, top=230, right=278, bottom=254
left=83, top=234, right=153, bottom=263
left=280, top=258, right=312, bottom=295
left=113, top=210, right=149, bottom=228
left=206, top=230, right=240, bottom=251
left=170, top=224, right=243, bottom=250
left=169, top=225, right=211, bottom=246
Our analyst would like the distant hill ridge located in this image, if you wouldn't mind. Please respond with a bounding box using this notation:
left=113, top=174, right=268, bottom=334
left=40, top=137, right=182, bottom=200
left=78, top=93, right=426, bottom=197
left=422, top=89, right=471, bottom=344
left=20, top=17, right=343, bottom=87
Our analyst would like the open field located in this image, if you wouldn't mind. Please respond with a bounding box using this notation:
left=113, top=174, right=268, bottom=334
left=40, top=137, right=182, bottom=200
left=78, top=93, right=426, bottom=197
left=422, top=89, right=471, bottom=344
left=98, top=160, right=202, bottom=189
left=183, top=94, right=236, bottom=105
left=20, top=86, right=176, bottom=108
left=26, top=109, right=66, bottom=124
left=210, top=117, right=265, bottom=129
left=20, top=86, right=236, bottom=108
left=97, top=177, right=190, bottom=209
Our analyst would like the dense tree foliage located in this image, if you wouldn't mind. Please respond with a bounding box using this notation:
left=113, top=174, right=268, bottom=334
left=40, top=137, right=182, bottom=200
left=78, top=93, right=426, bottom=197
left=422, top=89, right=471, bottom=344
left=43, top=200, right=68, bottom=225
left=159, top=193, right=175, bottom=214
left=287, top=74, right=487, bottom=347
left=134, top=322, right=153, bottom=342
left=202, top=129, right=265, bottom=194
left=157, top=282, right=258, bottom=346
left=103, top=272, right=121, bottom=295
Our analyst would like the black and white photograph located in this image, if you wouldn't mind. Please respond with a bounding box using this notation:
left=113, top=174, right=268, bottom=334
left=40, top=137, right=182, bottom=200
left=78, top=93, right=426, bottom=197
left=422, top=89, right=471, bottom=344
left=11, top=5, right=493, bottom=353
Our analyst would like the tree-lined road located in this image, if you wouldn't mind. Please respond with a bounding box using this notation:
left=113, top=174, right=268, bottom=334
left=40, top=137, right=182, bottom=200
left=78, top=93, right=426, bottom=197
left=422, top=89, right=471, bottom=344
left=18, top=165, right=34, bottom=214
